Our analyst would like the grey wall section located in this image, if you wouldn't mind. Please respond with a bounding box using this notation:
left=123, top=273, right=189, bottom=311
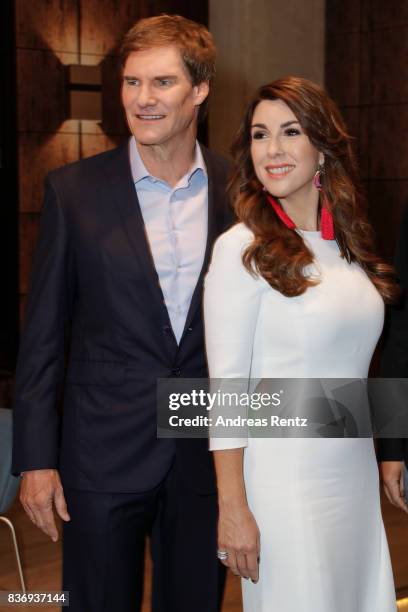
left=209, top=0, right=325, bottom=155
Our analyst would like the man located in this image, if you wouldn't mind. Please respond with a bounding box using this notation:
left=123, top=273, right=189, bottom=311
left=13, top=15, right=232, bottom=612
left=377, top=205, right=408, bottom=514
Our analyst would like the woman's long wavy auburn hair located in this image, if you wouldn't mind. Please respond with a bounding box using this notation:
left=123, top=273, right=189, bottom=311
left=230, top=76, right=398, bottom=302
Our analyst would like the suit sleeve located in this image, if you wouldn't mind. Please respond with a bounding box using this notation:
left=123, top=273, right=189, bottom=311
left=377, top=205, right=408, bottom=462
left=12, top=175, right=70, bottom=474
left=203, top=227, right=265, bottom=450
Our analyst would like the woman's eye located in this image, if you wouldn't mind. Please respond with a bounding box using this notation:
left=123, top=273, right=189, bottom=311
left=251, top=131, right=267, bottom=140
left=285, top=128, right=301, bottom=136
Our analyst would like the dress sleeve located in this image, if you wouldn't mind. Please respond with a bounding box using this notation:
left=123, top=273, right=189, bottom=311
left=203, top=225, right=266, bottom=450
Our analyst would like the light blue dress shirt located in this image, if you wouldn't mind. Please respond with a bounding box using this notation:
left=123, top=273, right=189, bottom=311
left=129, top=137, right=208, bottom=343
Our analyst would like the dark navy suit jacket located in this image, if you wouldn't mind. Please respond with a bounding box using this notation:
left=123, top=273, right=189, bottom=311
left=12, top=142, right=233, bottom=493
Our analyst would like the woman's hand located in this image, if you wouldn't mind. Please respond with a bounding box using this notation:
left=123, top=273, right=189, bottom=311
left=218, top=502, right=260, bottom=582
left=379, top=461, right=408, bottom=514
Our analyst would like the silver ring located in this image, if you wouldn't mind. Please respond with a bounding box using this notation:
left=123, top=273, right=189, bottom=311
left=217, top=549, right=229, bottom=560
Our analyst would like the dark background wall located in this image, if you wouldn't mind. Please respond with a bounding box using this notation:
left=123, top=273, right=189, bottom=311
left=0, top=0, right=18, bottom=402
left=325, top=0, right=408, bottom=259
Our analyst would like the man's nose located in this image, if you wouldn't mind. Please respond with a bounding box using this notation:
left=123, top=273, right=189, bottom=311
left=136, top=85, right=156, bottom=107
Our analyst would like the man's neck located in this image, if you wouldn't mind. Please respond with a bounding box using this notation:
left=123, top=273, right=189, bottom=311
left=135, top=132, right=198, bottom=188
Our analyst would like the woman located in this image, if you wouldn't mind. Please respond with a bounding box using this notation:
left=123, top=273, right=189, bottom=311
left=204, top=77, right=398, bottom=611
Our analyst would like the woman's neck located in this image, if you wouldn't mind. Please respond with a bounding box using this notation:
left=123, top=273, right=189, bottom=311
left=279, top=189, right=320, bottom=231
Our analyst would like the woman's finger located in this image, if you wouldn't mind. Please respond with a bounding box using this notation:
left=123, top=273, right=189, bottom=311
left=226, top=550, right=240, bottom=576
left=245, top=552, right=259, bottom=582
left=236, top=552, right=250, bottom=579
left=385, top=480, right=408, bottom=512
left=383, top=484, right=396, bottom=507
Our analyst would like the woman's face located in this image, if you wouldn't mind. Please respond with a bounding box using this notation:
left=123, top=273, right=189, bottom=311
left=250, top=99, right=324, bottom=203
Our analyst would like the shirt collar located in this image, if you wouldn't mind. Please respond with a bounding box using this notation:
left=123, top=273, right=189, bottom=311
left=128, top=136, right=207, bottom=186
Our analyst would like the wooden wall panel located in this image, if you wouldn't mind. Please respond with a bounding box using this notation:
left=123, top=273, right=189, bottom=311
left=15, top=0, right=78, bottom=53
left=367, top=106, right=408, bottom=180
left=145, top=0, right=207, bottom=24
left=369, top=28, right=408, bottom=104
left=326, top=1, right=408, bottom=259
left=369, top=1, right=408, bottom=28
left=17, top=49, right=76, bottom=132
left=19, top=133, right=80, bottom=213
left=326, top=0, right=361, bottom=35
left=19, top=214, right=40, bottom=294
left=80, top=134, right=119, bottom=158
left=101, top=54, right=128, bottom=135
left=356, top=107, right=370, bottom=179
left=339, top=107, right=359, bottom=138
left=80, top=1, right=142, bottom=56
left=368, top=181, right=408, bottom=259
left=325, top=32, right=360, bottom=106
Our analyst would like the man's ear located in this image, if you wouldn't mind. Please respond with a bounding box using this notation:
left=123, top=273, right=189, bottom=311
left=194, top=81, right=210, bottom=107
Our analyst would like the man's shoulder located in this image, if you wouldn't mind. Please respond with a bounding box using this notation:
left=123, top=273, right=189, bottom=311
left=47, top=142, right=127, bottom=187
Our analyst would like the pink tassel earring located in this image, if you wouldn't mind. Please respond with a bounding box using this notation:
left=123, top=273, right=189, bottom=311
left=313, top=164, right=334, bottom=240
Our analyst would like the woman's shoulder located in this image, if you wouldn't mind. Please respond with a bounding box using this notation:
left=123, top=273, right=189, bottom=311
left=214, top=222, right=254, bottom=252
left=207, top=222, right=265, bottom=288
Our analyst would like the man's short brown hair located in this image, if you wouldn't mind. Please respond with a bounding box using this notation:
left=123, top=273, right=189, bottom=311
left=120, top=14, right=216, bottom=86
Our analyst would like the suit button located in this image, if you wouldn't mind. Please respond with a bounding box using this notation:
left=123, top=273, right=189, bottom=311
left=172, top=368, right=182, bottom=377
left=187, top=326, right=193, bottom=332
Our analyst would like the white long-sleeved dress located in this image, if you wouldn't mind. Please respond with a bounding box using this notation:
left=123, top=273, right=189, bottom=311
left=204, top=222, right=396, bottom=612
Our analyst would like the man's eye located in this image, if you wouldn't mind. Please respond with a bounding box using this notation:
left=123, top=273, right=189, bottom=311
left=285, top=128, right=301, bottom=136
left=157, top=79, right=171, bottom=86
left=125, top=79, right=139, bottom=86
left=251, top=131, right=267, bottom=140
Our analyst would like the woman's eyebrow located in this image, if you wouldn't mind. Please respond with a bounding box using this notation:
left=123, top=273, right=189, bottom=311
left=281, top=120, right=300, bottom=128
left=251, top=120, right=300, bottom=129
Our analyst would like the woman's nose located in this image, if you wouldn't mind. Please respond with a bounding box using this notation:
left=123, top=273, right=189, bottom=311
left=267, top=136, right=284, bottom=157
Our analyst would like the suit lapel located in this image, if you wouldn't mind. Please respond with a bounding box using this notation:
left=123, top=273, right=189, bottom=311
left=103, top=143, right=175, bottom=332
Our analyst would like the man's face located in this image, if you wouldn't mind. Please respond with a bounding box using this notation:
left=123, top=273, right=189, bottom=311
left=121, top=46, right=209, bottom=150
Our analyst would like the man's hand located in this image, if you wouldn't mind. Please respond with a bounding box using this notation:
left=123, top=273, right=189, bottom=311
left=379, top=461, right=408, bottom=514
left=217, top=502, right=260, bottom=583
left=20, top=469, right=70, bottom=541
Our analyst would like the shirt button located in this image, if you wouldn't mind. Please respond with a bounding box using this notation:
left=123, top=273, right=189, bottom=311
left=172, top=368, right=182, bottom=377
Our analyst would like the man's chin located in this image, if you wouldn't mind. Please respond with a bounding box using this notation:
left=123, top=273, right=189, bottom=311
left=138, top=139, right=163, bottom=146
left=130, top=132, right=165, bottom=147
